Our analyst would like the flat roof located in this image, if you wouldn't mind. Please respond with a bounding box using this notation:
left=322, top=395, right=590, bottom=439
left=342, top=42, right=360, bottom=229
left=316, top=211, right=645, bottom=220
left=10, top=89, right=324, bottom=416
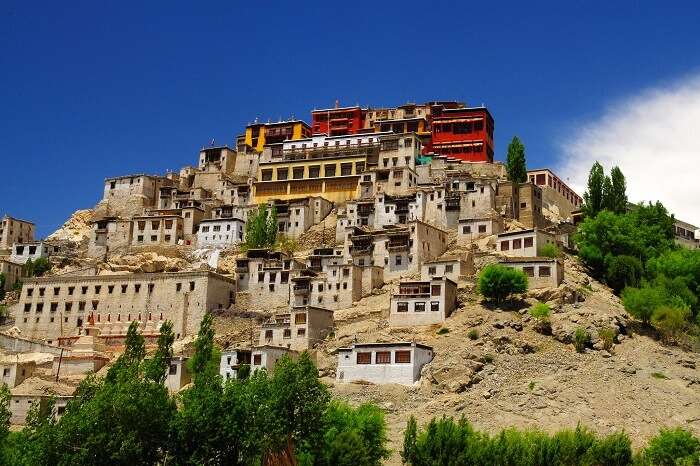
left=199, top=217, right=245, bottom=223
left=497, top=228, right=537, bottom=238
left=312, top=106, right=366, bottom=113
left=338, top=341, right=433, bottom=351
left=499, top=257, right=562, bottom=264
left=1, top=215, right=34, bottom=225
left=22, top=270, right=237, bottom=285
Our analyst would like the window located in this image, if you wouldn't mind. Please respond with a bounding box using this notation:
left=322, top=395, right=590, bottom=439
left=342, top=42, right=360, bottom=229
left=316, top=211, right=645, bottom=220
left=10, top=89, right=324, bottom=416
left=262, top=169, right=273, bottom=181
left=462, top=225, right=471, bottom=234
left=94, top=285, right=101, bottom=294
left=513, top=238, right=522, bottom=249
left=308, top=165, right=320, bottom=178
left=92, top=300, right=99, bottom=310
left=264, top=330, right=273, bottom=340
left=53, top=287, right=60, bottom=296
left=134, top=284, right=141, bottom=293
left=39, top=288, right=45, bottom=297
left=79, top=301, right=86, bottom=311
left=295, top=313, right=306, bottom=324
left=24, top=303, right=31, bottom=313
left=415, top=302, right=425, bottom=312
left=478, top=225, right=487, bottom=233
left=395, top=255, right=402, bottom=266
left=190, top=282, right=195, bottom=291
left=50, top=303, right=58, bottom=312
left=297, top=328, right=306, bottom=336
left=431, top=285, right=441, bottom=296
left=340, top=163, right=353, bottom=176
left=395, top=350, right=411, bottom=363
left=428, top=266, right=436, bottom=275
left=26, top=288, right=33, bottom=297
left=121, top=284, right=127, bottom=293
left=431, top=301, right=440, bottom=312
left=445, top=265, right=453, bottom=273
left=524, top=237, right=534, bottom=248
left=357, top=352, right=371, bottom=364
left=324, top=165, right=336, bottom=177
left=539, top=266, right=551, bottom=277
left=375, top=351, right=391, bottom=364
left=36, top=303, right=44, bottom=313
left=277, top=168, right=288, bottom=180
left=269, top=284, right=275, bottom=292
left=176, top=283, right=182, bottom=292
left=397, top=302, right=408, bottom=312
left=293, top=167, right=304, bottom=179
left=523, top=266, right=535, bottom=277
left=283, top=329, right=291, bottom=339
left=169, top=364, right=178, bottom=375
left=500, top=241, right=510, bottom=251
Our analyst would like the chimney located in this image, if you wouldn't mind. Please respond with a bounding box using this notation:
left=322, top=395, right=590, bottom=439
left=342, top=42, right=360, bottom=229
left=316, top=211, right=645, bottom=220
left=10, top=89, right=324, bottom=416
left=335, top=99, right=340, bottom=109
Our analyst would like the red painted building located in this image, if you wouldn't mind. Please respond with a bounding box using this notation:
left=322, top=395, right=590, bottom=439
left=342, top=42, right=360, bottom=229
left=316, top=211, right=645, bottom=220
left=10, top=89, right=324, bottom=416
left=430, top=106, right=494, bottom=162
left=311, top=105, right=367, bottom=136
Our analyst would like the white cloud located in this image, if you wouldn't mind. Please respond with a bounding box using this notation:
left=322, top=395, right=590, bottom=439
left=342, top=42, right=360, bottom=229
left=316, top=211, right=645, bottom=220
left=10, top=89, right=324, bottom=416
left=558, top=73, right=700, bottom=225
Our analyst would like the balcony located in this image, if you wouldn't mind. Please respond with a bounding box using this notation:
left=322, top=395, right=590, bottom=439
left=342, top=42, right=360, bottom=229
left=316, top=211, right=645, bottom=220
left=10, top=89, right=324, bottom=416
left=293, top=285, right=310, bottom=295
left=350, top=244, right=372, bottom=255
left=387, top=243, right=409, bottom=252
left=262, top=260, right=283, bottom=270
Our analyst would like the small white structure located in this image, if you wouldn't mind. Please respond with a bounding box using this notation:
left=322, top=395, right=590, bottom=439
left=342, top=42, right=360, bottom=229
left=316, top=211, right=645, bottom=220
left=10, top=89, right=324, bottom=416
left=196, top=217, right=245, bottom=248
left=336, top=341, right=433, bottom=385
left=165, top=356, right=192, bottom=393
left=0, top=361, right=36, bottom=388
left=500, top=257, right=564, bottom=289
left=259, top=306, right=334, bottom=351
left=10, top=241, right=59, bottom=265
left=421, top=254, right=474, bottom=282
left=497, top=229, right=557, bottom=257
left=389, top=276, right=457, bottom=327
left=219, top=348, right=252, bottom=381
left=251, top=345, right=297, bottom=374
left=458, top=216, right=502, bottom=240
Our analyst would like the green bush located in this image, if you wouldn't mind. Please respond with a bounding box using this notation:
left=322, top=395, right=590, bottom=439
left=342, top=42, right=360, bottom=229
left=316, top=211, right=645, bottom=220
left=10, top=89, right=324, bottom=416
left=467, top=329, right=479, bottom=340
left=652, top=305, right=690, bottom=343
left=598, top=327, right=616, bottom=351
left=622, top=285, right=667, bottom=325
left=477, top=264, right=528, bottom=306
left=529, top=302, right=551, bottom=320
left=437, top=327, right=450, bottom=335
left=605, top=255, right=643, bottom=294
left=540, top=243, right=561, bottom=258
left=642, top=427, right=700, bottom=465
left=574, top=327, right=590, bottom=353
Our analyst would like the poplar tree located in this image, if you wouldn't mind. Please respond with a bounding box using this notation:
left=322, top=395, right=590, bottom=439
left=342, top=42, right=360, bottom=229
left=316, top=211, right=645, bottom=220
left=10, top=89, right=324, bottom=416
left=609, top=166, right=628, bottom=214
left=583, top=161, right=605, bottom=216
left=505, top=136, right=527, bottom=183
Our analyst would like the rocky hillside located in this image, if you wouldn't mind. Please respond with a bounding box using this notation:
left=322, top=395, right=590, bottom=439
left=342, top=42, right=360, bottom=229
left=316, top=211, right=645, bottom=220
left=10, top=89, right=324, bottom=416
left=212, top=233, right=700, bottom=465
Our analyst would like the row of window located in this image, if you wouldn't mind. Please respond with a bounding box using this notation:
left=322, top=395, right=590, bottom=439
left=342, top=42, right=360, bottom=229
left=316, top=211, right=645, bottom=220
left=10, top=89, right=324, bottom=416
left=25, top=281, right=196, bottom=298
left=21, top=312, right=165, bottom=326
left=396, top=301, right=441, bottom=313
left=264, top=327, right=306, bottom=339
left=261, top=162, right=365, bottom=182
left=521, top=265, right=552, bottom=278
left=356, top=350, right=411, bottom=364
left=500, top=237, right=535, bottom=251
left=461, top=224, right=488, bottom=235
left=136, top=234, right=175, bottom=243
left=427, top=264, right=454, bottom=275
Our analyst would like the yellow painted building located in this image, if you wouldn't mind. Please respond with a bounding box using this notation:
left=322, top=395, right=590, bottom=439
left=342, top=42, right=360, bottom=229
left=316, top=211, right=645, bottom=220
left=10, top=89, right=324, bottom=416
left=244, top=120, right=311, bottom=153
left=253, top=153, right=369, bottom=204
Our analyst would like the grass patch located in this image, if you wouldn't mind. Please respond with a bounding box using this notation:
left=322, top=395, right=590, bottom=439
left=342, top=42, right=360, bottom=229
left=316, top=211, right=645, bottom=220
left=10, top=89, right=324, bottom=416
left=481, top=353, right=495, bottom=364
left=651, top=372, right=669, bottom=380
left=437, top=327, right=450, bottom=335
left=467, top=329, right=479, bottom=340
left=528, top=381, right=536, bottom=391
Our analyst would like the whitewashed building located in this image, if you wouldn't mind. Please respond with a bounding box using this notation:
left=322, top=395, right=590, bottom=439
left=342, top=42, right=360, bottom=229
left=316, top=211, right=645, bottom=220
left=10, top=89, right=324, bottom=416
left=251, top=345, right=297, bottom=374
left=220, top=349, right=252, bottom=381
left=389, top=276, right=457, bottom=327
left=10, top=241, right=60, bottom=265
left=196, top=218, right=245, bottom=248
left=497, top=229, right=557, bottom=258
left=336, top=341, right=433, bottom=385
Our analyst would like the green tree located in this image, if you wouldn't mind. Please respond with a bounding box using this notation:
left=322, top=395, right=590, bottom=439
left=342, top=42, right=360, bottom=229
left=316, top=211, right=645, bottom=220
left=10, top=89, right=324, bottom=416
left=602, top=175, right=613, bottom=211
left=0, top=273, right=5, bottom=300
left=505, top=136, right=527, bottom=183
left=605, top=255, right=643, bottom=294
left=477, top=264, right=528, bottom=306
left=266, top=205, right=278, bottom=246
left=32, top=257, right=51, bottom=277
left=583, top=161, right=606, bottom=216
left=144, top=320, right=174, bottom=384
left=244, top=204, right=278, bottom=249
left=652, top=305, right=690, bottom=343
left=608, top=166, right=628, bottom=214
left=0, top=384, right=12, bottom=442
left=540, top=243, right=561, bottom=258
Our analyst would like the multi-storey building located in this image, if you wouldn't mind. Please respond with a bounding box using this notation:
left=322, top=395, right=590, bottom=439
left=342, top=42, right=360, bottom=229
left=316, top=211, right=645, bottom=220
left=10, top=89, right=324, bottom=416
left=0, top=215, right=35, bottom=252
left=198, top=146, right=238, bottom=174
left=270, top=196, right=333, bottom=238
left=234, top=249, right=306, bottom=310
left=10, top=241, right=61, bottom=265
left=344, top=221, right=448, bottom=280
left=311, top=105, right=367, bottom=136
left=88, top=217, right=133, bottom=258
left=497, top=229, right=557, bottom=257
left=290, top=263, right=363, bottom=310
left=389, top=276, right=457, bottom=327
left=674, top=218, right=700, bottom=250
left=259, top=306, right=334, bottom=351
left=13, top=271, right=236, bottom=344
left=196, top=217, right=245, bottom=248
left=0, top=260, right=25, bottom=292
left=431, top=106, right=495, bottom=162
left=421, top=254, right=474, bottom=282
left=253, top=133, right=381, bottom=204
left=527, top=169, right=583, bottom=218
left=219, top=348, right=252, bottom=381
left=243, top=120, right=312, bottom=153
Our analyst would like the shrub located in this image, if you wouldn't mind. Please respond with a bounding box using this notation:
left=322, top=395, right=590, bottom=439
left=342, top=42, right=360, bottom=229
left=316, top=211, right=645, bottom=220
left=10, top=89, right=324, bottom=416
left=622, top=285, right=667, bottom=325
left=528, top=381, right=535, bottom=391
left=643, top=427, right=700, bottom=466
left=574, top=327, right=590, bottom=353
left=584, top=431, right=633, bottom=466
left=477, top=264, right=528, bottom=306
left=651, top=372, right=669, bottom=380
left=481, top=354, right=495, bottom=364
left=467, top=329, right=479, bottom=340
left=529, top=302, right=551, bottom=320
left=540, top=243, right=561, bottom=258
left=598, top=327, right=616, bottom=351
left=436, top=327, right=449, bottom=335
left=0, top=274, right=5, bottom=300
left=652, top=305, right=690, bottom=343
left=605, top=254, right=643, bottom=294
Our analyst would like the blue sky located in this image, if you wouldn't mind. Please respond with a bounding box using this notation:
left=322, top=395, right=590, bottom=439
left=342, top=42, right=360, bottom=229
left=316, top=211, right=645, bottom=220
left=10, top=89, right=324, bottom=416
left=2, top=1, right=700, bottom=236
